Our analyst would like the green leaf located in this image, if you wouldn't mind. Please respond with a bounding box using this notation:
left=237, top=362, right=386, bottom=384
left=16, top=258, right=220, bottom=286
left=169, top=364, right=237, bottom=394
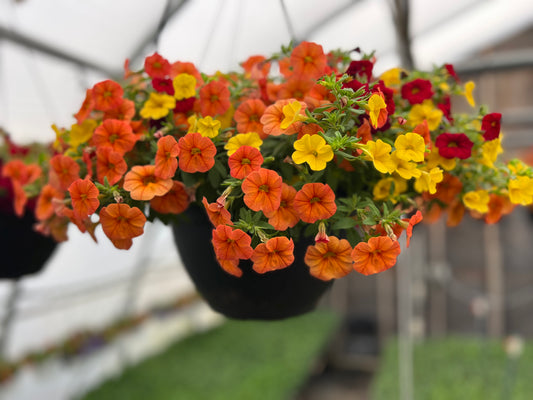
left=332, top=217, right=357, bottom=230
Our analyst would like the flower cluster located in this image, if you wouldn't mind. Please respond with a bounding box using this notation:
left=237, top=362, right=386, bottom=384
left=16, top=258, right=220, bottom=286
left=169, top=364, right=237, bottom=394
left=3, top=42, right=533, bottom=281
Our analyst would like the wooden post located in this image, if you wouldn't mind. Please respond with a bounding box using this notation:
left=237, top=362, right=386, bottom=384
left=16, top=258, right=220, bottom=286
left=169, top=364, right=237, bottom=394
left=484, top=224, right=505, bottom=337
left=428, top=218, right=449, bottom=336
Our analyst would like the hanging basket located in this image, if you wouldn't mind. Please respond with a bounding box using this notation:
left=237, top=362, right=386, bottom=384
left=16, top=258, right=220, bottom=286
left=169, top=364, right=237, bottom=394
left=0, top=210, right=57, bottom=279
left=171, top=205, right=332, bottom=320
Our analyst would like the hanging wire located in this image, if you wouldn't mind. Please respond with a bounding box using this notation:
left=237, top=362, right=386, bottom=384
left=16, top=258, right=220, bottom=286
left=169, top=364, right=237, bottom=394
left=199, top=0, right=226, bottom=70
left=279, top=0, right=298, bottom=44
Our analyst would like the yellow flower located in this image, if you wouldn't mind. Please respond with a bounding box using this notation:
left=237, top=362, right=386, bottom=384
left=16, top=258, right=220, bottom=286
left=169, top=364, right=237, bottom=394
left=367, top=94, right=387, bottom=129
left=379, top=68, right=403, bottom=87
left=363, top=139, right=396, bottom=174
left=373, top=176, right=407, bottom=201
left=408, top=100, right=443, bottom=131
left=464, top=81, right=476, bottom=107
left=480, top=137, right=503, bottom=168
left=218, top=105, right=235, bottom=130
left=140, top=92, right=176, bottom=120
left=224, top=132, right=263, bottom=156
left=414, top=167, right=443, bottom=194
left=173, top=73, right=196, bottom=100
left=187, top=114, right=198, bottom=133
left=426, top=147, right=456, bottom=171
left=69, top=119, right=97, bottom=148
left=508, top=176, right=533, bottom=205
left=281, top=100, right=306, bottom=129
left=292, top=134, right=334, bottom=171
left=392, top=153, right=422, bottom=179
left=463, top=190, right=490, bottom=213
left=394, top=132, right=426, bottom=162
left=197, top=116, right=221, bottom=138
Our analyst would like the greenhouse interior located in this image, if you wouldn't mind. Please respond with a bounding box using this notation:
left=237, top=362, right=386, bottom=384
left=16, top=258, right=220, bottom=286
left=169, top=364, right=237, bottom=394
left=1, top=0, right=533, bottom=399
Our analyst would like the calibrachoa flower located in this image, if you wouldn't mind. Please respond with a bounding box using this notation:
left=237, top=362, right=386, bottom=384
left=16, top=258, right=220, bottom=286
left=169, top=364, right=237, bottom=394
left=7, top=41, right=533, bottom=288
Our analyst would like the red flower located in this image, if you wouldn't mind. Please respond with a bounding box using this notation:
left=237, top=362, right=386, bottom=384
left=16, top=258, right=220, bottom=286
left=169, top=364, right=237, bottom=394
left=435, top=133, right=474, bottom=159
left=174, top=97, right=196, bottom=113
left=346, top=60, right=373, bottom=82
left=437, top=95, right=453, bottom=123
left=152, top=77, right=175, bottom=95
left=144, top=52, right=171, bottom=79
left=481, top=113, right=502, bottom=141
left=445, top=64, right=460, bottom=82
left=401, top=79, right=434, bottom=105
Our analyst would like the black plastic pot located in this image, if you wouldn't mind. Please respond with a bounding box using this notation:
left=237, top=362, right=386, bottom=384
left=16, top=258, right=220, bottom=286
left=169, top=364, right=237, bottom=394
left=0, top=210, right=57, bottom=279
left=172, top=205, right=333, bottom=320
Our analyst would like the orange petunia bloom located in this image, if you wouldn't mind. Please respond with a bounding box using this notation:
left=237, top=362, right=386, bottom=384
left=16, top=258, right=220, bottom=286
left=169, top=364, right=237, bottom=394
left=405, top=210, right=423, bottom=248
left=251, top=236, right=295, bottom=274
left=99, top=203, right=147, bottom=249
left=297, top=122, right=324, bottom=140
left=155, top=135, right=180, bottom=179
left=290, top=41, right=327, bottom=80
left=228, top=145, right=263, bottom=179
left=177, top=132, right=217, bottom=173
left=234, top=98, right=267, bottom=137
left=92, top=80, right=124, bottom=111
left=48, top=154, right=80, bottom=191
left=74, top=89, right=95, bottom=124
left=211, top=224, right=253, bottom=260
left=241, top=168, right=282, bottom=214
left=485, top=193, right=515, bottom=224
left=96, top=147, right=128, bottom=185
left=170, top=61, right=203, bottom=86
left=447, top=198, right=465, bottom=227
left=92, top=119, right=137, bottom=155
left=123, top=165, right=173, bottom=201
left=144, top=52, right=171, bottom=79
left=241, top=55, right=271, bottom=80
left=304, top=236, right=353, bottom=281
left=276, top=76, right=314, bottom=101
left=263, top=183, right=300, bottom=231
left=150, top=180, right=190, bottom=214
left=35, top=184, right=64, bottom=221
left=351, top=236, right=401, bottom=276
left=68, top=178, right=100, bottom=219
left=260, top=99, right=305, bottom=136
left=216, top=257, right=242, bottom=278
left=202, top=197, right=232, bottom=226
left=293, top=182, right=337, bottom=224
left=199, top=80, right=231, bottom=116
left=103, top=98, right=136, bottom=121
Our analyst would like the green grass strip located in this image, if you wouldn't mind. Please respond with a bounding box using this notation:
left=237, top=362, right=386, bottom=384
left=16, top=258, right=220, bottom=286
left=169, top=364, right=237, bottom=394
left=84, top=310, right=340, bottom=400
left=372, top=336, right=533, bottom=400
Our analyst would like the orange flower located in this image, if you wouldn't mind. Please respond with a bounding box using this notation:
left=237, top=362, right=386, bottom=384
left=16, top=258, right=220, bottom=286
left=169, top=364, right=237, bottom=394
left=177, top=132, right=216, bottom=173
left=170, top=61, right=203, bottom=86
left=447, top=199, right=465, bottom=227
left=293, top=182, right=337, bottom=224
left=241, top=55, right=271, bottom=80
left=290, top=41, right=327, bottom=80
left=228, top=145, right=263, bottom=179
left=96, top=147, right=128, bottom=185
left=304, top=236, right=353, bottom=281
left=103, top=98, right=135, bottom=121
left=74, top=89, right=95, bottom=124
left=351, top=236, right=401, bottom=275
left=297, top=122, right=324, bottom=140
left=99, top=203, right=146, bottom=245
left=234, top=98, right=267, bottom=137
left=277, top=76, right=314, bottom=101
left=48, top=154, right=80, bottom=191
left=144, top=52, right=171, bottom=79
left=150, top=181, right=190, bottom=214
left=68, top=178, right=100, bottom=219
left=405, top=210, right=423, bottom=248
left=211, top=225, right=253, bottom=260
left=92, top=80, right=124, bottom=111
left=241, top=168, right=282, bottom=214
left=263, top=183, right=300, bottom=230
left=202, top=197, right=232, bottom=226
left=485, top=194, right=515, bottom=224
left=251, top=236, right=295, bottom=274
left=35, top=184, right=64, bottom=221
left=123, top=165, right=173, bottom=201
left=260, top=99, right=304, bottom=136
left=155, top=135, right=180, bottom=179
left=199, top=80, right=231, bottom=116
left=216, top=257, right=242, bottom=278
left=92, top=119, right=137, bottom=155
